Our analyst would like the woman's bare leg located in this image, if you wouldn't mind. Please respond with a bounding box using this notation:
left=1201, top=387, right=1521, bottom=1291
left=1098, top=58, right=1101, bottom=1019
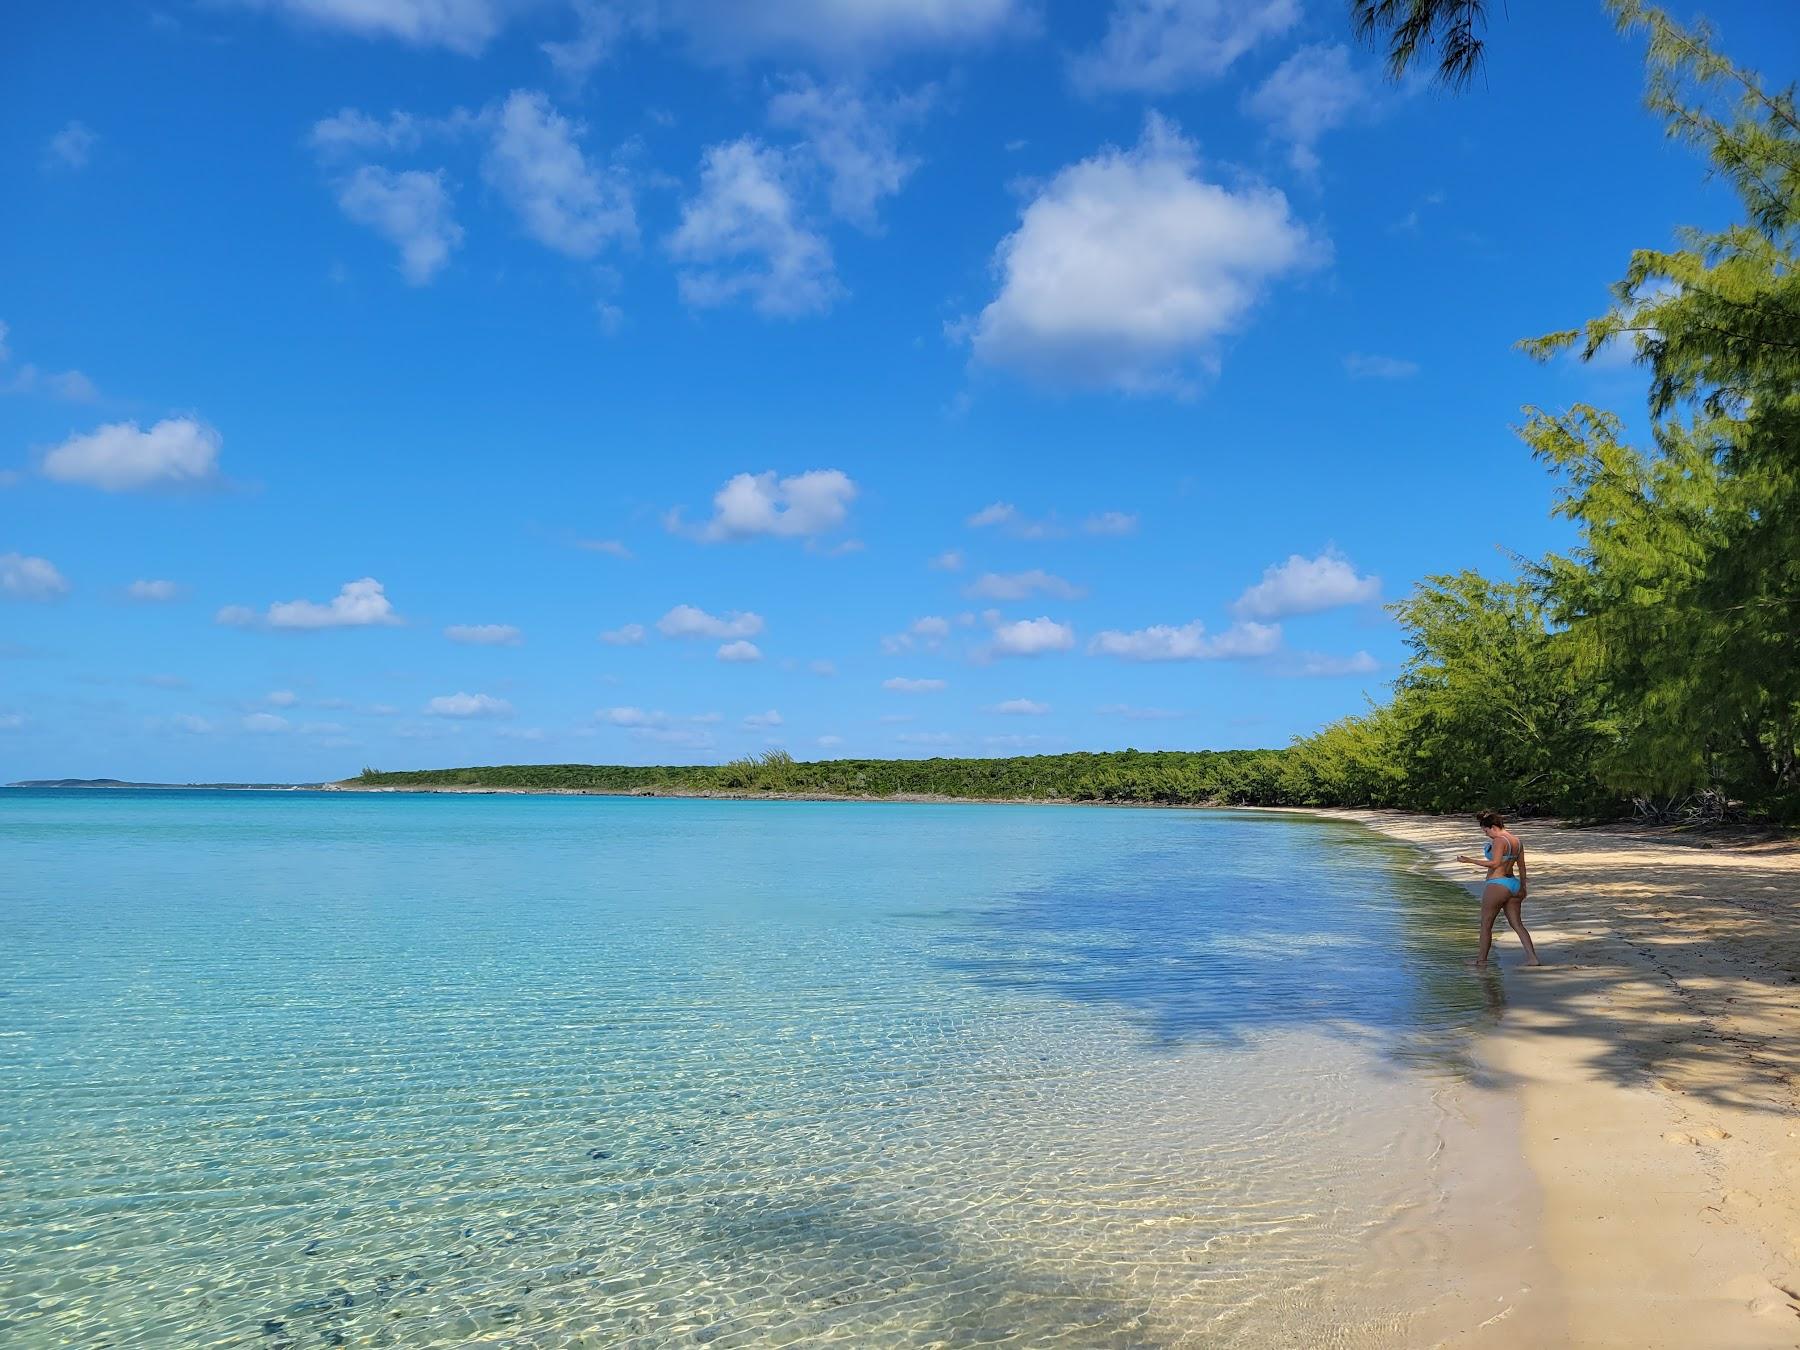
left=1504, top=899, right=1542, bottom=965
left=1476, top=890, right=1506, bottom=968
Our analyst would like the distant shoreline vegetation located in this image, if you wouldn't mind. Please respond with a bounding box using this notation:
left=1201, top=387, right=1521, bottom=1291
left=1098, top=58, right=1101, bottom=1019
left=352, top=750, right=1295, bottom=806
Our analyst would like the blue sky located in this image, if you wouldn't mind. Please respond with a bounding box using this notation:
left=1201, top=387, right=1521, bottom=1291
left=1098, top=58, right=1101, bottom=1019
left=3, top=0, right=1793, bottom=782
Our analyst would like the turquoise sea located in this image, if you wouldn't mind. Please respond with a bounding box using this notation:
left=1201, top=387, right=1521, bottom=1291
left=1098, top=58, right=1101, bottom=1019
left=0, top=790, right=1497, bottom=1347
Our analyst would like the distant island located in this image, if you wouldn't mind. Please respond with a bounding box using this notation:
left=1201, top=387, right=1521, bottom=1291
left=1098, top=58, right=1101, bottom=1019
left=9, top=779, right=319, bottom=790
left=340, top=750, right=1287, bottom=806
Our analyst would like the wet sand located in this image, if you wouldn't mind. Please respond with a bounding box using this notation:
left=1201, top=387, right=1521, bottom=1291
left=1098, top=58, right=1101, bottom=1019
left=1322, top=810, right=1800, bottom=1348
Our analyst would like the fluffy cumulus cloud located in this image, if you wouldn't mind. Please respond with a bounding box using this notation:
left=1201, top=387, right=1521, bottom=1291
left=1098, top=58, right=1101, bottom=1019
left=668, top=138, right=841, bottom=317
left=965, top=501, right=1064, bottom=539
left=243, top=712, right=290, bottom=733
left=220, top=577, right=402, bottom=630
left=1084, top=510, right=1138, bottom=535
left=0, top=321, right=99, bottom=402
left=929, top=548, right=965, bottom=571
left=658, top=604, right=764, bottom=640
left=961, top=114, right=1323, bottom=393
left=242, top=0, right=511, bottom=53
left=1232, top=551, right=1379, bottom=619
left=1244, top=44, right=1370, bottom=174
left=965, top=569, right=1084, bottom=601
left=425, top=691, right=513, bottom=717
left=744, top=709, right=783, bottom=728
left=766, top=78, right=924, bottom=230
left=577, top=537, right=633, bottom=558
left=987, top=616, right=1076, bottom=657
left=335, top=165, right=463, bottom=284
left=717, top=640, right=763, bottom=662
left=990, top=698, right=1049, bottom=715
left=1, top=553, right=70, bottom=601
left=600, top=622, right=646, bottom=645
left=672, top=469, right=857, bottom=542
left=1089, top=619, right=1280, bottom=661
left=445, top=623, right=522, bottom=645
left=482, top=90, right=635, bottom=258
left=883, top=676, right=946, bottom=692
left=127, top=578, right=182, bottom=603
left=1073, top=0, right=1299, bottom=93
left=882, top=615, right=952, bottom=654
left=651, top=0, right=1025, bottom=65
left=40, top=419, right=221, bottom=492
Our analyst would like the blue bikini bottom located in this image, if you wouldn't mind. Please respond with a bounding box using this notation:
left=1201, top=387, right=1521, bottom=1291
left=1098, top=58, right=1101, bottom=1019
left=1486, top=876, right=1521, bottom=896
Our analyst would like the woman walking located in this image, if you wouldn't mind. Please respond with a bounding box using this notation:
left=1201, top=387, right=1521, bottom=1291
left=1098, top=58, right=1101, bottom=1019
left=1456, top=810, right=1542, bottom=968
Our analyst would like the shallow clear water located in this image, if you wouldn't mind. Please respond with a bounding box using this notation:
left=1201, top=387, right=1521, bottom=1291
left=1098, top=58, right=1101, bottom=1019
left=0, top=791, right=1496, bottom=1347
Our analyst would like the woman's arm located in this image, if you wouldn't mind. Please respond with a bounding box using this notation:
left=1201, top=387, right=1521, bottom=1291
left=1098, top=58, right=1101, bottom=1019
left=1516, top=841, right=1528, bottom=897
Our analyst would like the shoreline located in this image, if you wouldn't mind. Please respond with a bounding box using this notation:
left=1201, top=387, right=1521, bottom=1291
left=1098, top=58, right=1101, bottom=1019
left=1318, top=809, right=1800, bottom=1347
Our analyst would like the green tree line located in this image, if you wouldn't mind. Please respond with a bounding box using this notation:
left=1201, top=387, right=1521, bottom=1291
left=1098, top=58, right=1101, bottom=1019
left=360, top=6, right=1798, bottom=825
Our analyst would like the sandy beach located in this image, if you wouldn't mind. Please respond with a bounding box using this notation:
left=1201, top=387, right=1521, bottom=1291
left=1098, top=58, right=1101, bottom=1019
left=1323, top=809, right=1800, bottom=1348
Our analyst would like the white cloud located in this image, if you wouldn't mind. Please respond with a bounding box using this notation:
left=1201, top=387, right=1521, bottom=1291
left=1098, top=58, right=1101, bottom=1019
left=601, top=705, right=661, bottom=727
left=966, top=569, right=1084, bottom=601
left=577, top=537, right=633, bottom=558
left=309, top=108, right=424, bottom=158
left=817, top=733, right=845, bottom=748
left=744, top=709, right=783, bottom=728
left=483, top=90, right=635, bottom=259
left=1343, top=352, right=1419, bottom=379
left=929, top=548, right=965, bottom=571
left=335, top=165, right=463, bottom=285
left=1233, top=551, right=1379, bottom=619
left=672, top=468, right=857, bottom=541
left=542, top=0, right=633, bottom=82
left=882, top=614, right=952, bottom=653
left=41, top=419, right=221, bottom=491
left=173, top=714, right=214, bottom=734
left=243, top=712, right=290, bottom=733
left=657, top=604, right=764, bottom=640
left=425, top=691, right=513, bottom=717
left=0, top=553, right=70, bottom=601
left=1293, top=649, right=1380, bottom=677
left=988, top=616, right=1076, bottom=657
left=809, top=659, right=838, bottom=676
left=0, top=325, right=99, bottom=403
left=883, top=676, right=946, bottom=692
left=1073, top=0, right=1299, bottom=93
left=1084, top=510, right=1138, bottom=535
left=600, top=622, right=646, bottom=645
left=1098, top=703, right=1184, bottom=720
left=1245, top=44, right=1369, bottom=174
left=266, top=690, right=299, bottom=707
left=767, top=78, right=923, bottom=229
left=242, top=0, right=510, bottom=53
left=965, top=502, right=1065, bottom=539
left=989, top=698, right=1049, bottom=715
left=46, top=120, right=97, bottom=170
left=650, top=0, right=1025, bottom=65
left=960, top=114, right=1322, bottom=393
left=221, top=577, right=402, bottom=630
left=1089, top=619, right=1280, bottom=660
left=669, top=138, right=841, bottom=317
left=445, top=623, right=523, bottom=645
left=127, top=578, right=182, bottom=603
left=717, top=639, right=763, bottom=662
